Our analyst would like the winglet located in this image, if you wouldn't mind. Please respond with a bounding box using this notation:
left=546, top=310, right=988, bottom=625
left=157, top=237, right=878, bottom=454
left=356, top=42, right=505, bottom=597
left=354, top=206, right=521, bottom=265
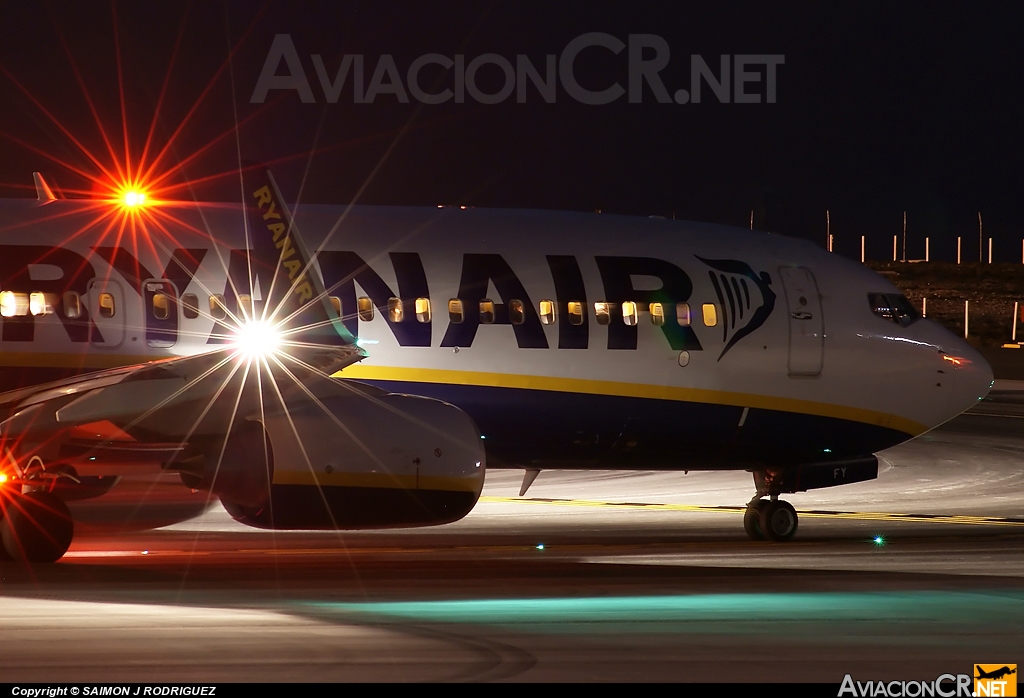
left=245, top=169, right=364, bottom=358
left=33, top=172, right=56, bottom=204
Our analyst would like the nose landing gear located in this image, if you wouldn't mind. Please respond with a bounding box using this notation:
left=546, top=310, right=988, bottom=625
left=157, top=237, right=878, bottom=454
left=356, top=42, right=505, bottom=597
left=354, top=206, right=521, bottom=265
left=743, top=498, right=799, bottom=541
left=744, top=469, right=800, bottom=542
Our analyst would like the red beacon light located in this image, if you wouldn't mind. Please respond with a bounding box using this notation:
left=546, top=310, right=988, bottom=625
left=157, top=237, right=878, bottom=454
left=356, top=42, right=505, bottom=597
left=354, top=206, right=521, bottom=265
left=122, top=190, right=147, bottom=207
left=108, top=182, right=153, bottom=209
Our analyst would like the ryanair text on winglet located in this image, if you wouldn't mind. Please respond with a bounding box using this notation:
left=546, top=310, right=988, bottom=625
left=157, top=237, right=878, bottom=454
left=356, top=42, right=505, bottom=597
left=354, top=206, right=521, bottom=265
left=252, top=185, right=314, bottom=304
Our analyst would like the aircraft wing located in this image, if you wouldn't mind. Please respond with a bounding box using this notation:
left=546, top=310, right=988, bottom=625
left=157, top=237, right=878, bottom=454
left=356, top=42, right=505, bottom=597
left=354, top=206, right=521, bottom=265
left=0, top=341, right=364, bottom=477
left=0, top=166, right=365, bottom=479
left=0, top=167, right=483, bottom=569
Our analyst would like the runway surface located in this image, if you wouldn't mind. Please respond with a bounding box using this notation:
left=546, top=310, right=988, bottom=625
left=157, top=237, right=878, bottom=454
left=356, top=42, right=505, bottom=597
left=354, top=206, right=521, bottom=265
left=0, top=387, right=1022, bottom=682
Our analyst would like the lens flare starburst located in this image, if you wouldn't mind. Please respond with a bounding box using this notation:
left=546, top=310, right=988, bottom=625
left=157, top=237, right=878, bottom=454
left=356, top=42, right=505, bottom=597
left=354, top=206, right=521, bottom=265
left=231, top=319, right=283, bottom=359
left=0, top=5, right=417, bottom=564
left=120, top=189, right=147, bottom=208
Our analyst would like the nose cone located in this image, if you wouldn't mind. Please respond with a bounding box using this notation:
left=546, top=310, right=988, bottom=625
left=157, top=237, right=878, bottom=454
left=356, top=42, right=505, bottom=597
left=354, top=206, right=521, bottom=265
left=908, top=318, right=994, bottom=426
left=943, top=337, right=994, bottom=415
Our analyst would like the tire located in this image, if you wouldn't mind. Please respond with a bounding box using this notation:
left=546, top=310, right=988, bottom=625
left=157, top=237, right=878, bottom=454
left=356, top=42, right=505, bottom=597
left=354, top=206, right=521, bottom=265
left=0, top=491, right=13, bottom=560
left=759, top=500, right=798, bottom=542
left=0, top=491, right=74, bottom=563
left=743, top=500, right=766, bottom=540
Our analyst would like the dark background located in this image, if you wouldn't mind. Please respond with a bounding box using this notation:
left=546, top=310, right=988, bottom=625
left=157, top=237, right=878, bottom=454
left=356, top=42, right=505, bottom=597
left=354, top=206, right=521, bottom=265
left=0, top=2, right=1021, bottom=262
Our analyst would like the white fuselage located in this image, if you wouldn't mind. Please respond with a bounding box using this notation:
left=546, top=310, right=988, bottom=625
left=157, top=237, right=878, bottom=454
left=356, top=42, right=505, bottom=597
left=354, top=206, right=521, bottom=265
left=0, top=199, right=992, bottom=471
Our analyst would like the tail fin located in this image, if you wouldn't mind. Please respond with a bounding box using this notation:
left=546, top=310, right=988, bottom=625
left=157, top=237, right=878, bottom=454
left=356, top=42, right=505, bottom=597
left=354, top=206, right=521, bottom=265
left=244, top=169, right=361, bottom=353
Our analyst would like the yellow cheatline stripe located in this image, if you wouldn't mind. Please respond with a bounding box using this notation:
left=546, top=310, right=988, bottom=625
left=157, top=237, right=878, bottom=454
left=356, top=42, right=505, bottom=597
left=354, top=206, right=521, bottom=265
left=340, top=364, right=927, bottom=435
left=479, top=496, right=1024, bottom=527
left=0, top=352, right=925, bottom=434
left=273, top=469, right=481, bottom=493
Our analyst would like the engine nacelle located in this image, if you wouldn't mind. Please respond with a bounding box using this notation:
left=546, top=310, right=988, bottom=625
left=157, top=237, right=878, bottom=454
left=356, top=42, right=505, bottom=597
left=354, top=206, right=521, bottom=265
left=191, top=391, right=486, bottom=529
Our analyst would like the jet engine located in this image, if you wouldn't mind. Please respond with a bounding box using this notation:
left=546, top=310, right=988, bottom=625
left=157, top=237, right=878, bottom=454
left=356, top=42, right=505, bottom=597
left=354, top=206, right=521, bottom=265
left=179, top=390, right=486, bottom=530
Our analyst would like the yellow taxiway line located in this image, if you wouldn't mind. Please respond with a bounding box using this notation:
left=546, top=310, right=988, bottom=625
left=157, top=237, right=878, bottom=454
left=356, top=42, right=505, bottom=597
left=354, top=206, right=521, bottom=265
left=478, top=496, right=1024, bottom=527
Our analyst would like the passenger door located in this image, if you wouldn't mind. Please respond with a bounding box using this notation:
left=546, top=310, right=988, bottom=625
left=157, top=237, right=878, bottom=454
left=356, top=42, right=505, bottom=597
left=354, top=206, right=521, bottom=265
left=778, top=266, right=824, bottom=376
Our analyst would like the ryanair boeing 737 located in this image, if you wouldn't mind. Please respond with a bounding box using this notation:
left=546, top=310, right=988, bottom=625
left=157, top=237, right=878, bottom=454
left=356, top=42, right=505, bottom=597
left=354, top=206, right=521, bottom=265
left=0, top=171, right=992, bottom=561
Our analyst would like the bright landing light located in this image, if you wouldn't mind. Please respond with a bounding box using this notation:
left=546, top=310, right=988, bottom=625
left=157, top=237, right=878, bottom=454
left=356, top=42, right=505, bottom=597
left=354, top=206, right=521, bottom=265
left=122, top=190, right=147, bottom=207
left=232, top=320, right=282, bottom=358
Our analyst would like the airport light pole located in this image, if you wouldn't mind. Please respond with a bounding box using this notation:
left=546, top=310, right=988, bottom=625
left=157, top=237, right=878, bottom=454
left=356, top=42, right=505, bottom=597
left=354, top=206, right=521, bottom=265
left=978, top=212, right=983, bottom=263
left=902, top=211, right=907, bottom=262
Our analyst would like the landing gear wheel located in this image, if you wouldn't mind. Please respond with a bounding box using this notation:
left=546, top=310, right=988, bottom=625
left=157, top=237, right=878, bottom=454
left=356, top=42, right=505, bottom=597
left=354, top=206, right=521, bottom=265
left=0, top=491, right=74, bottom=563
left=759, top=500, right=798, bottom=542
left=743, top=500, right=766, bottom=540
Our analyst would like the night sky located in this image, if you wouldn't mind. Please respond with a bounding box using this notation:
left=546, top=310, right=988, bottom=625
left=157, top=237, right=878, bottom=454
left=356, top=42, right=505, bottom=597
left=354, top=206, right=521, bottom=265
left=1, top=2, right=1022, bottom=262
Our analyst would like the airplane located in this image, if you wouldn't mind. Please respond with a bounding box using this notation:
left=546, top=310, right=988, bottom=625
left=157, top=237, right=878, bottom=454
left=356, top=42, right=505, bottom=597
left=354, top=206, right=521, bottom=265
left=976, top=667, right=1017, bottom=681
left=0, top=169, right=992, bottom=562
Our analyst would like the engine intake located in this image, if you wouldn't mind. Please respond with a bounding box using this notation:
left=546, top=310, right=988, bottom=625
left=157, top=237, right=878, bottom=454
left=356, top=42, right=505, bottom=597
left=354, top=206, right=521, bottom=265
left=190, top=391, right=485, bottom=530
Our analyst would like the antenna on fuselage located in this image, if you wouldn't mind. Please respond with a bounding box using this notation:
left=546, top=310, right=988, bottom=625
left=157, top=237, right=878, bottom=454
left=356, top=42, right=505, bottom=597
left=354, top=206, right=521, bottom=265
left=519, top=468, right=541, bottom=496
left=32, top=172, right=57, bottom=204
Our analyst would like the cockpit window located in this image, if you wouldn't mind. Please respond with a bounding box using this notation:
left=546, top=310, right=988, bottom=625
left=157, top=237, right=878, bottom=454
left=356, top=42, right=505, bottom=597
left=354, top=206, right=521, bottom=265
left=869, top=293, right=920, bottom=327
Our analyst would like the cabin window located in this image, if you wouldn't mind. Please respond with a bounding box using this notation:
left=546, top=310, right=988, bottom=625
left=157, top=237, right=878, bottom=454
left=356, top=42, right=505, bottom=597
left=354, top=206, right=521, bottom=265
left=479, top=299, right=495, bottom=324
left=676, top=302, right=691, bottom=327
left=594, top=302, right=613, bottom=326
left=30, top=292, right=53, bottom=316
left=152, top=293, right=171, bottom=321
left=0, top=292, right=27, bottom=318
left=237, top=294, right=253, bottom=318
left=539, top=299, right=556, bottom=325
left=209, top=295, right=226, bottom=320
left=329, top=296, right=342, bottom=315
left=181, top=293, right=199, bottom=319
left=448, top=299, right=464, bottom=323
left=509, top=299, right=525, bottom=325
left=98, top=293, right=116, bottom=319
left=415, top=297, right=431, bottom=323
left=388, top=297, right=404, bottom=323
left=357, top=296, right=374, bottom=321
left=63, top=291, right=82, bottom=319
left=702, top=303, right=718, bottom=327
left=649, top=302, right=665, bottom=326
left=567, top=301, right=584, bottom=326
left=622, top=301, right=638, bottom=326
